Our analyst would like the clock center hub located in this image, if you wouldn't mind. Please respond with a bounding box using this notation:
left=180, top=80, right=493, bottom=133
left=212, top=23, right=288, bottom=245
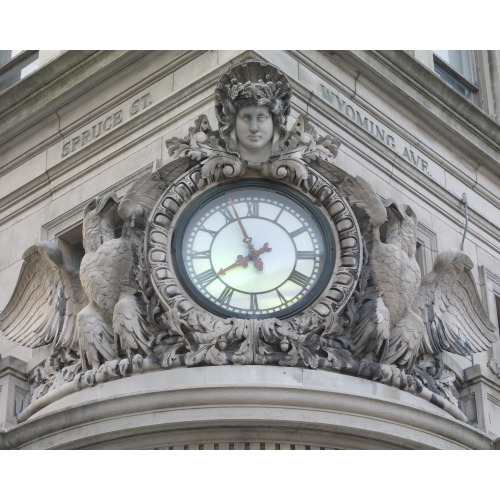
left=211, top=219, right=295, bottom=294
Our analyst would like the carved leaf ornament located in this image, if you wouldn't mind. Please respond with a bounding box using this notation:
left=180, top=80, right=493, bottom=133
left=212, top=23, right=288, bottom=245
left=146, top=140, right=363, bottom=370
left=2, top=59, right=497, bottom=425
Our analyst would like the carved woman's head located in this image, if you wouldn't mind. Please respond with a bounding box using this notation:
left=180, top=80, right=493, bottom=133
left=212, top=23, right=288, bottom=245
left=215, top=60, right=292, bottom=162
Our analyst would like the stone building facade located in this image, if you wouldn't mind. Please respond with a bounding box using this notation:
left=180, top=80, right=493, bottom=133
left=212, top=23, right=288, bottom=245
left=1, top=50, right=500, bottom=449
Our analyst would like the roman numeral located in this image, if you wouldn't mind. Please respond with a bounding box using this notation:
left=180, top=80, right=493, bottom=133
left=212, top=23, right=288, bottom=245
left=199, top=226, right=217, bottom=237
left=220, top=206, right=235, bottom=223
left=218, top=286, right=234, bottom=305
left=290, top=227, right=307, bottom=238
left=276, top=289, right=287, bottom=305
left=246, top=200, right=259, bottom=217
left=296, top=251, right=316, bottom=260
left=196, top=268, right=218, bottom=286
left=249, top=293, right=259, bottom=311
left=192, top=250, right=211, bottom=258
left=273, top=208, right=284, bottom=222
left=288, top=270, right=310, bottom=287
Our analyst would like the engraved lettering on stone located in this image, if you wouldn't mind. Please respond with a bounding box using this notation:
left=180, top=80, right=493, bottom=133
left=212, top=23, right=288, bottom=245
left=61, top=92, right=153, bottom=157
left=320, top=83, right=433, bottom=176
left=1, top=60, right=497, bottom=425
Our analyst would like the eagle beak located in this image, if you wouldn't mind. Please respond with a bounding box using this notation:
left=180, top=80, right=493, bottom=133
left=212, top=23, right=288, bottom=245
left=96, top=192, right=119, bottom=216
left=384, top=199, right=404, bottom=222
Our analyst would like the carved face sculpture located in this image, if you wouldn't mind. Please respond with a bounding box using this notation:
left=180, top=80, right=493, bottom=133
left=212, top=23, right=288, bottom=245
left=235, top=105, right=274, bottom=162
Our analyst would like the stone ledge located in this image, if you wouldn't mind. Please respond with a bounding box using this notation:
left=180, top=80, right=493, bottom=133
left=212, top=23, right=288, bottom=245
left=1, top=365, right=493, bottom=450
left=0, top=355, right=27, bottom=380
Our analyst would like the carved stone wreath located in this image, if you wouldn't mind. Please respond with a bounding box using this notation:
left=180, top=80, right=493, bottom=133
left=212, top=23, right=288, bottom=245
left=145, top=160, right=363, bottom=370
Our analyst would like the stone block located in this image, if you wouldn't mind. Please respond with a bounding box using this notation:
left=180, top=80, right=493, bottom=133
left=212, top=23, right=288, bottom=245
left=254, top=51, right=299, bottom=82
left=0, top=152, right=47, bottom=201
left=0, top=114, right=59, bottom=171
left=217, top=50, right=248, bottom=66
left=0, top=356, right=29, bottom=429
left=0, top=209, right=45, bottom=272
left=57, top=52, right=176, bottom=132
left=298, top=50, right=358, bottom=97
left=430, top=213, right=463, bottom=253
left=172, top=52, right=219, bottom=93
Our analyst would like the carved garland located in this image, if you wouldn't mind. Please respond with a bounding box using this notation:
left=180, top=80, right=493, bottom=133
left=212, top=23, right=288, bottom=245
left=145, top=162, right=363, bottom=370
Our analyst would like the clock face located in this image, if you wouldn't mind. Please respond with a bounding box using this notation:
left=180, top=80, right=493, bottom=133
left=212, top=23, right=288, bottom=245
left=172, top=182, right=334, bottom=319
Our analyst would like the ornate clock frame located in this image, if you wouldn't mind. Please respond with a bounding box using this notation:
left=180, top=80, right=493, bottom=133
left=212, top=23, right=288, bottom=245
left=146, top=158, right=363, bottom=368
left=5, top=59, right=496, bottom=426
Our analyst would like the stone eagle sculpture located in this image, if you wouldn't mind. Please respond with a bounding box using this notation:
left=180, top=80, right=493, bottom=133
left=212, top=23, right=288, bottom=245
left=339, top=174, right=497, bottom=373
left=0, top=172, right=165, bottom=373
left=0, top=242, right=86, bottom=360
left=0, top=58, right=497, bottom=424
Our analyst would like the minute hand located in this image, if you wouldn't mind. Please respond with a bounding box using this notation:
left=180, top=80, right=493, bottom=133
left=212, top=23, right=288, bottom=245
left=229, top=198, right=253, bottom=247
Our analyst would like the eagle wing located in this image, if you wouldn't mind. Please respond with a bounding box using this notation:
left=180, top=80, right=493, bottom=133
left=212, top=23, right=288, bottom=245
left=118, top=171, right=166, bottom=227
left=413, top=250, right=497, bottom=356
left=339, top=174, right=387, bottom=234
left=0, top=242, right=87, bottom=351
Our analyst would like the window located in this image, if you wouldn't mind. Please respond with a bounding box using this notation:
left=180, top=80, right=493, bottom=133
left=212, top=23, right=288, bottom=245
left=58, top=224, right=85, bottom=271
left=0, top=50, right=23, bottom=65
left=0, top=50, right=39, bottom=92
left=496, top=296, right=500, bottom=335
left=433, top=50, right=477, bottom=99
left=478, top=265, right=500, bottom=336
left=416, top=223, right=438, bottom=276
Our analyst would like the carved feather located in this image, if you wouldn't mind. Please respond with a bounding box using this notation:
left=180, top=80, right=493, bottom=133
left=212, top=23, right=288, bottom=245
left=113, top=293, right=152, bottom=356
left=339, top=175, right=387, bottom=232
left=118, top=171, right=166, bottom=226
left=0, top=242, right=86, bottom=350
left=414, top=250, right=497, bottom=356
left=78, top=303, right=116, bottom=370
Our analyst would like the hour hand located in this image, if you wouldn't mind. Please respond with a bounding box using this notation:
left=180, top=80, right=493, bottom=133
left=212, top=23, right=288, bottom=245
left=216, top=255, right=249, bottom=276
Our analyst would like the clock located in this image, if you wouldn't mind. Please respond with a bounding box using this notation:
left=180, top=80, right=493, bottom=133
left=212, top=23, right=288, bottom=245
left=171, top=181, right=335, bottom=319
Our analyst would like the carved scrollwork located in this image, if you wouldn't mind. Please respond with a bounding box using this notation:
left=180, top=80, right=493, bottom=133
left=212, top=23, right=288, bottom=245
left=8, top=60, right=497, bottom=428
left=268, top=115, right=341, bottom=181
left=146, top=157, right=363, bottom=372
left=164, top=113, right=341, bottom=183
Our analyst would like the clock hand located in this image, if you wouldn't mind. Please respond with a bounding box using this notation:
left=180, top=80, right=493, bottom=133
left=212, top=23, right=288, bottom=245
left=228, top=199, right=271, bottom=270
left=216, top=254, right=249, bottom=276
left=216, top=243, right=271, bottom=275
left=250, top=243, right=272, bottom=271
left=229, top=198, right=254, bottom=249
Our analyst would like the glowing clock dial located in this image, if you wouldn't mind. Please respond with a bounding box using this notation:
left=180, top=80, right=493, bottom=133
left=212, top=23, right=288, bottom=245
left=173, top=183, right=334, bottom=319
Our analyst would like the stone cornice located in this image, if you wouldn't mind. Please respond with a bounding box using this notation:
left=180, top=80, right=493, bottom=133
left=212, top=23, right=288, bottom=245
left=285, top=53, right=500, bottom=257
left=0, top=51, right=148, bottom=147
left=1, top=50, right=499, bottom=255
left=0, top=52, right=258, bottom=223
left=0, top=366, right=494, bottom=449
left=377, top=50, right=500, bottom=146
left=332, top=50, right=500, bottom=175
left=0, top=355, right=27, bottom=381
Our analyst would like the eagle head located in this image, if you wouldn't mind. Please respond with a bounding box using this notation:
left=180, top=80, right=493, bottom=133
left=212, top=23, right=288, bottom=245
left=82, top=193, right=119, bottom=253
left=384, top=199, right=418, bottom=257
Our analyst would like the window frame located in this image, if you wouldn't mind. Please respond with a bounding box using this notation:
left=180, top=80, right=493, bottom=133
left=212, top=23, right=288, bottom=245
left=0, top=50, right=39, bottom=93
left=479, top=265, right=500, bottom=336
left=433, top=51, right=479, bottom=99
left=416, top=222, right=438, bottom=276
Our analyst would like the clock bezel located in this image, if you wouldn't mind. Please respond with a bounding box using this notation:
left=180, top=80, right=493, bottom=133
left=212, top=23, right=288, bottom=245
left=146, top=163, right=362, bottom=334
left=170, top=179, right=336, bottom=319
